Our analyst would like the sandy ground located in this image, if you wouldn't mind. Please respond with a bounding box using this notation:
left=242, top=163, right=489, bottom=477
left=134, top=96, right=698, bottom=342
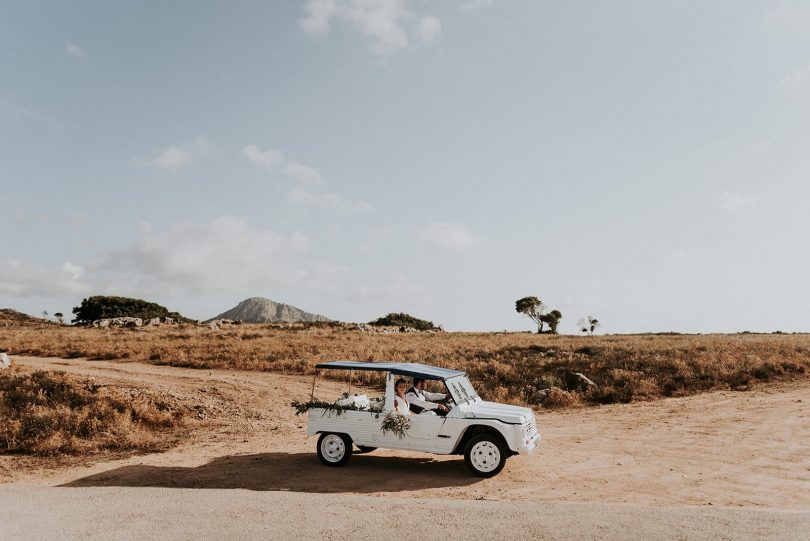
left=2, top=356, right=810, bottom=539
left=4, top=355, right=810, bottom=508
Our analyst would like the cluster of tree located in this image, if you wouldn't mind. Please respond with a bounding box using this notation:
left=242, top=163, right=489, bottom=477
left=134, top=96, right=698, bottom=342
left=577, top=316, right=601, bottom=336
left=72, top=296, right=189, bottom=324
left=41, top=311, right=64, bottom=324
left=516, top=296, right=601, bottom=335
left=515, top=297, right=563, bottom=334
left=368, top=312, right=440, bottom=331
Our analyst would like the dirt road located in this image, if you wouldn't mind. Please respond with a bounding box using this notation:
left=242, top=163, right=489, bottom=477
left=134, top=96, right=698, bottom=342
left=3, top=485, right=809, bottom=541
left=3, top=356, right=810, bottom=539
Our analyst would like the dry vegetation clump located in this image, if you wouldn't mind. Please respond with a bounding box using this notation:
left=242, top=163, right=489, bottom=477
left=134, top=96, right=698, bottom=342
left=2, top=325, right=810, bottom=408
left=0, top=368, right=186, bottom=456
left=540, top=387, right=582, bottom=409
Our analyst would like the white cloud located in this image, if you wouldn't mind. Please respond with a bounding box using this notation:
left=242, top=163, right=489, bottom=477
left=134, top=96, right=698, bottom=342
left=780, top=65, right=810, bottom=93
left=418, top=221, right=481, bottom=250
left=300, top=0, right=339, bottom=34
left=722, top=192, right=756, bottom=212
left=65, top=41, right=87, bottom=58
left=416, top=15, right=442, bottom=44
left=288, top=188, right=371, bottom=211
left=0, top=260, right=89, bottom=297
left=1, top=218, right=350, bottom=300
left=106, top=217, right=347, bottom=293
left=62, top=262, right=84, bottom=280
left=343, top=0, right=410, bottom=55
left=133, top=137, right=212, bottom=172
left=298, top=0, right=490, bottom=54
left=283, top=162, right=324, bottom=187
left=300, top=0, right=445, bottom=55
left=460, top=0, right=493, bottom=11
left=242, top=144, right=283, bottom=171
left=346, top=272, right=432, bottom=305
left=242, top=145, right=368, bottom=212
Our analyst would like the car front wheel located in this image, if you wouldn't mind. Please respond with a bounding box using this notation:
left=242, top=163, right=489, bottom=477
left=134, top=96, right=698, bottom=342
left=464, top=434, right=506, bottom=477
left=317, top=433, right=352, bottom=466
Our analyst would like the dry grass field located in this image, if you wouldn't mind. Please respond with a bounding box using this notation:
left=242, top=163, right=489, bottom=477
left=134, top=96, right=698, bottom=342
left=3, top=323, right=809, bottom=408
left=0, top=368, right=188, bottom=456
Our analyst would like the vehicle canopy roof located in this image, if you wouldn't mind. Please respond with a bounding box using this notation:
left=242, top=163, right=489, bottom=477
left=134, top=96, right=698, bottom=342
left=314, top=360, right=465, bottom=381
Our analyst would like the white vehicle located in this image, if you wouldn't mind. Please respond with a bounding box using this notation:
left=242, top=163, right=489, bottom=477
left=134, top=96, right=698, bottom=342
left=304, top=361, right=540, bottom=477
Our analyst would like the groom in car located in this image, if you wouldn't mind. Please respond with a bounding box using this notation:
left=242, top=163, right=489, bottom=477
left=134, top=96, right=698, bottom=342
left=406, top=378, right=450, bottom=416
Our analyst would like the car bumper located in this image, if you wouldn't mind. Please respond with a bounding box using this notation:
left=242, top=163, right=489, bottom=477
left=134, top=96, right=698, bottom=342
left=516, top=433, right=540, bottom=456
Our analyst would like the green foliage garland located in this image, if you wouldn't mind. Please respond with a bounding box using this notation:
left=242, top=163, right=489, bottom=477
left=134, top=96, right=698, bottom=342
left=290, top=400, right=410, bottom=438
left=290, top=400, right=363, bottom=416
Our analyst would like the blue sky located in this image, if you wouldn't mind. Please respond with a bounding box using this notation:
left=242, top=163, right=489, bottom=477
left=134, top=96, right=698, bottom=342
left=2, top=1, right=809, bottom=332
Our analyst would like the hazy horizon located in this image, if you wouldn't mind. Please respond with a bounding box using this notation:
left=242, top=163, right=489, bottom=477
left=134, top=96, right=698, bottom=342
left=3, top=1, right=809, bottom=333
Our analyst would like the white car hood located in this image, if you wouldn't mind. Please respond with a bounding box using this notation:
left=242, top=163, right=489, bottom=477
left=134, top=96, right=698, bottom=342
left=462, top=401, right=534, bottom=425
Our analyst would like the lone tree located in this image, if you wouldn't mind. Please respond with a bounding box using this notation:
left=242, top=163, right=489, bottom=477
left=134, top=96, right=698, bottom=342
left=541, top=309, right=563, bottom=334
left=578, top=316, right=601, bottom=336
left=516, top=297, right=563, bottom=334
left=53, top=312, right=64, bottom=325
left=515, top=296, right=545, bottom=333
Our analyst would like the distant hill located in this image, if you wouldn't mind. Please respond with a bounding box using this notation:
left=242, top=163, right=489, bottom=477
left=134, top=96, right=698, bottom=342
left=0, top=309, right=53, bottom=327
left=211, top=297, right=331, bottom=324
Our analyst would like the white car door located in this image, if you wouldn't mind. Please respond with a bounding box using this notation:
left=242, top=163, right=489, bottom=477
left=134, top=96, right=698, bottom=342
left=406, top=413, right=446, bottom=441
left=372, top=413, right=447, bottom=451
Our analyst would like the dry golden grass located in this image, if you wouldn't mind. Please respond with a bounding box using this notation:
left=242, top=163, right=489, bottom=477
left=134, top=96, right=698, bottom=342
left=0, top=308, right=52, bottom=328
left=0, top=367, right=186, bottom=456
left=539, top=387, right=583, bottom=409
left=3, top=325, right=809, bottom=407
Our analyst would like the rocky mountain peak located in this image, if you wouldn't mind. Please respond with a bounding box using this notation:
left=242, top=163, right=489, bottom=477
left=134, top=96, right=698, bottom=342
left=210, top=297, right=331, bottom=323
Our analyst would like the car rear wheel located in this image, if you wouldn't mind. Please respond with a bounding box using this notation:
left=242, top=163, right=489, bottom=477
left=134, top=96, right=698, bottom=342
left=355, top=445, right=377, bottom=453
left=317, top=433, right=352, bottom=466
left=464, top=434, right=506, bottom=477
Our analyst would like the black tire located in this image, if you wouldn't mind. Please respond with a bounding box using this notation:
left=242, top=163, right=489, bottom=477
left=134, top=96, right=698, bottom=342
left=355, top=445, right=377, bottom=454
left=316, top=433, right=352, bottom=466
left=463, top=434, right=507, bottom=477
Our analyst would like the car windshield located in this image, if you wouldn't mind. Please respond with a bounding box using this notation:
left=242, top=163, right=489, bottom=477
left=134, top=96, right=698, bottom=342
left=445, top=375, right=480, bottom=404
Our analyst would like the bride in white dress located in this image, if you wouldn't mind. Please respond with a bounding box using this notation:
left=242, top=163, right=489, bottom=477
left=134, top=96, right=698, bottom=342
left=393, top=378, right=412, bottom=416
